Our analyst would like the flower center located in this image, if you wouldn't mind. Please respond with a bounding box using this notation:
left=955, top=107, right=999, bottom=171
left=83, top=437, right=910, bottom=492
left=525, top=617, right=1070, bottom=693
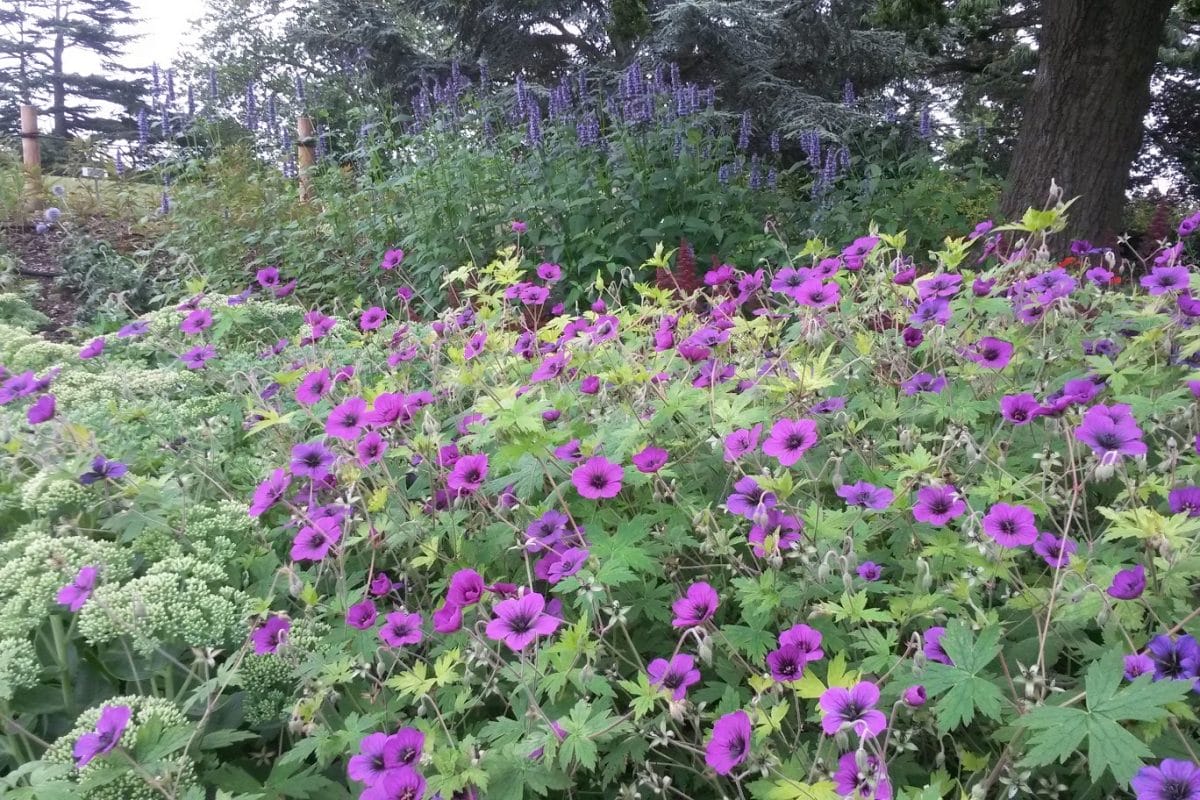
left=508, top=613, right=534, bottom=634
left=1162, top=779, right=1193, bottom=800
left=785, top=434, right=807, bottom=450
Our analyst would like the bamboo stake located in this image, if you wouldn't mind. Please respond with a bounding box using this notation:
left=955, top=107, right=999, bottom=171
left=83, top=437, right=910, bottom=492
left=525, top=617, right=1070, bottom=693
left=20, top=104, right=42, bottom=213
left=297, top=115, right=316, bottom=203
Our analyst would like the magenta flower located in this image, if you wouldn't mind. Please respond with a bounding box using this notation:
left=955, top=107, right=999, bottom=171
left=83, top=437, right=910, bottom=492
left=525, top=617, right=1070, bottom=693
left=380, top=248, right=405, bottom=270
left=1131, top=759, right=1200, bottom=800
left=912, top=485, right=966, bottom=526
left=326, top=397, right=368, bottom=440
left=723, top=424, right=763, bottom=461
left=360, top=768, right=426, bottom=800
left=819, top=681, right=887, bottom=737
left=536, top=262, right=562, bottom=282
left=1000, top=393, right=1042, bottom=425
left=181, top=344, right=216, bottom=369
left=1075, top=411, right=1146, bottom=462
left=485, top=591, right=561, bottom=650
left=384, top=727, right=425, bottom=771
left=249, top=468, right=291, bottom=517
left=256, top=266, right=280, bottom=287
left=832, top=750, right=892, bottom=800
left=766, top=644, right=808, bottom=682
left=762, top=418, right=819, bottom=466
left=545, top=547, right=589, bottom=583
left=79, top=337, right=106, bottom=359
left=903, top=685, right=927, bottom=707
left=966, top=337, right=1013, bottom=369
left=857, top=561, right=883, bottom=581
left=433, top=603, right=463, bottom=633
left=180, top=308, right=213, bottom=334
left=357, top=432, right=388, bottom=466
left=579, top=374, right=600, bottom=394
left=836, top=481, right=894, bottom=510
left=1126, top=653, right=1155, bottom=680
left=748, top=510, right=803, bottom=557
left=360, top=306, right=386, bottom=331
left=463, top=330, right=487, bottom=361
left=291, top=440, right=335, bottom=480
left=779, top=623, right=825, bottom=661
left=901, top=372, right=947, bottom=395
left=379, top=611, right=424, bottom=647
left=1170, top=487, right=1200, bottom=517
left=794, top=279, right=840, bottom=309
left=1032, top=531, right=1076, bottom=567
left=981, top=502, right=1038, bottom=548
left=27, top=393, right=55, bottom=424
left=117, top=320, right=149, bottom=338
left=346, top=600, right=378, bottom=630
left=631, top=445, right=668, bottom=473
left=525, top=510, right=568, bottom=551
left=57, top=565, right=98, bottom=611
left=530, top=350, right=571, bottom=383
left=347, top=732, right=393, bottom=785
left=448, top=453, right=489, bottom=495
left=671, top=582, right=719, bottom=628
left=296, top=368, right=332, bottom=406
left=511, top=220, right=527, bottom=233
left=1108, top=565, right=1146, bottom=600
left=251, top=615, right=290, bottom=654
left=73, top=705, right=131, bottom=768
left=571, top=456, right=624, bottom=499
left=291, top=517, right=341, bottom=561
left=647, top=654, right=701, bottom=700
left=923, top=626, right=952, bottom=665
left=448, top=569, right=485, bottom=606
left=79, top=455, right=127, bottom=485
left=727, top=476, right=776, bottom=519
left=902, top=327, right=923, bottom=348
left=704, top=710, right=751, bottom=776
left=1141, top=266, right=1191, bottom=295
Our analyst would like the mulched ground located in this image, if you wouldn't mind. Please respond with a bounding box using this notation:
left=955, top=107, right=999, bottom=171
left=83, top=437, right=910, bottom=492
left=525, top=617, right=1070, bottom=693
left=2, top=222, right=79, bottom=341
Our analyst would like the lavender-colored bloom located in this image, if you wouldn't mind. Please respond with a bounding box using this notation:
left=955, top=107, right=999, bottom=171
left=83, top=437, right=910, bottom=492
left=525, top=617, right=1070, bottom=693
left=909, top=298, right=952, bottom=327
left=525, top=510, right=569, bottom=552
left=1169, top=487, right=1200, bottom=517
left=379, top=611, right=423, bottom=647
left=448, top=569, right=485, bottom=607
left=902, top=327, right=923, bottom=348
left=762, top=418, right=819, bottom=466
left=116, top=319, right=148, bottom=338
left=180, top=344, right=215, bottom=369
left=360, top=306, right=386, bottom=331
left=1074, top=411, right=1146, bottom=462
left=485, top=591, right=560, bottom=650
left=347, top=732, right=392, bottom=785
left=748, top=510, right=803, bottom=557
left=981, top=503, right=1038, bottom=548
left=912, top=485, right=966, bottom=527
left=857, top=561, right=883, bottom=581
left=671, top=582, right=719, bottom=628
left=571, top=456, right=623, bottom=500
left=251, top=615, right=290, bottom=654
left=1147, top=634, right=1200, bottom=683
left=648, top=653, right=701, bottom=699
left=631, top=445, right=668, bottom=473
left=326, top=397, right=368, bottom=440
left=291, top=517, right=341, bottom=561
left=546, top=547, right=588, bottom=583
left=296, top=369, right=331, bottom=406
left=357, top=432, right=388, bottom=466
left=80, top=455, right=127, bottom=485
left=779, top=623, right=824, bottom=661
left=1141, top=266, right=1191, bottom=295
left=836, top=481, right=894, bottom=510
left=1000, top=393, right=1042, bottom=425
left=1033, top=531, right=1076, bottom=567
left=73, top=705, right=131, bottom=768
left=901, top=372, right=947, bottom=396
left=57, top=565, right=98, bottom=611
left=79, top=337, right=106, bottom=359
left=903, top=685, right=927, bottom=707
left=346, top=600, right=378, bottom=630
left=923, top=626, right=952, bottom=665
left=819, top=681, right=887, bottom=737
left=966, top=337, right=1013, bottom=369
left=27, top=393, right=55, bottom=424
left=705, top=710, right=751, bottom=776
left=1126, top=653, right=1156, bottom=680
left=1131, top=759, right=1200, bottom=800
left=180, top=308, right=213, bottom=334
left=1108, top=565, right=1146, bottom=600
left=833, top=750, right=892, bottom=800
left=448, top=453, right=489, bottom=495
left=249, top=468, right=291, bottom=517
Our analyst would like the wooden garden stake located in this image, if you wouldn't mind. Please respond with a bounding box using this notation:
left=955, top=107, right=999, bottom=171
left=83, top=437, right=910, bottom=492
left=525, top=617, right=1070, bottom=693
left=297, top=115, right=316, bottom=203
left=20, top=104, right=42, bottom=212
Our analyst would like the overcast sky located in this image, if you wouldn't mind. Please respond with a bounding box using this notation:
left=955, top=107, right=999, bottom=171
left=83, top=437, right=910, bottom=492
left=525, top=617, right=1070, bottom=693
left=65, top=0, right=208, bottom=73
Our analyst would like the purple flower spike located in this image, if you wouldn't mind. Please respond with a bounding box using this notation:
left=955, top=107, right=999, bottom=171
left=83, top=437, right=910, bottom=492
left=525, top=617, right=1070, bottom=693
left=73, top=705, right=131, bottom=768
left=704, top=710, right=751, bottom=776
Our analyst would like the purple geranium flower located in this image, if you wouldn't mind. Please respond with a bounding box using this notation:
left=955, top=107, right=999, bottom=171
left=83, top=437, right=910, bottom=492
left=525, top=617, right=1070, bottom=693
left=525, top=510, right=569, bottom=552
left=912, top=485, right=966, bottom=527
left=836, top=481, right=894, bottom=510
left=901, top=372, right=947, bottom=395
left=1033, top=531, right=1076, bottom=567
left=1000, top=393, right=1043, bottom=425
left=27, top=393, right=55, bottom=424
left=448, top=453, right=489, bottom=495
left=347, top=732, right=393, bottom=786
left=966, top=337, right=1013, bottom=369
left=924, top=626, right=952, bottom=665
left=748, top=510, right=803, bottom=557
left=819, top=681, right=887, bottom=737
left=291, top=517, right=341, bottom=561
left=1108, top=565, right=1146, bottom=600
left=291, top=440, right=335, bottom=480
left=357, top=432, right=388, bottom=466
left=79, top=337, right=106, bottom=359
left=766, top=645, right=808, bottom=682
left=326, top=397, right=368, bottom=440
left=857, top=561, right=883, bottom=581
left=571, top=456, right=624, bottom=500
left=249, top=468, right=291, bottom=517
left=726, top=476, right=777, bottom=519
left=346, top=600, right=378, bottom=630
left=1147, top=634, right=1200, bottom=683
left=903, top=685, right=927, bottom=707
left=448, top=569, right=485, bottom=606
left=671, top=582, right=719, bottom=628
left=647, top=653, right=702, bottom=699
left=117, top=320, right=149, bottom=338
left=180, top=344, right=216, bottom=369
left=360, top=768, right=425, bottom=800
left=380, top=248, right=405, bottom=270
left=73, top=705, right=131, bottom=768
left=1131, top=759, right=1200, bottom=800
left=360, top=306, right=386, bottom=331
left=56, top=565, right=98, bottom=611
left=631, top=445, right=668, bottom=473
left=704, top=710, right=751, bottom=776
left=981, top=503, right=1038, bottom=548
left=762, top=418, right=819, bottom=466
left=251, top=615, right=290, bottom=654
left=1126, top=653, right=1156, bottom=680
left=723, top=424, right=763, bottom=461
left=256, top=266, right=280, bottom=287
left=545, top=547, right=589, bottom=583
left=485, top=591, right=560, bottom=650
left=80, top=455, right=127, bottom=485
left=296, top=368, right=332, bottom=406
left=1170, top=487, right=1200, bottom=517
left=379, top=611, right=424, bottom=647
left=833, top=750, right=892, bottom=800
left=1141, top=266, right=1191, bottom=295
left=180, top=308, right=213, bottom=334
left=1075, top=410, right=1147, bottom=462
left=779, top=623, right=825, bottom=661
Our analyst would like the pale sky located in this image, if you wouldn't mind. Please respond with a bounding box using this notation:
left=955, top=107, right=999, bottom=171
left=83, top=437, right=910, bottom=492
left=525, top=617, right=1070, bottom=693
left=64, top=0, right=208, bottom=74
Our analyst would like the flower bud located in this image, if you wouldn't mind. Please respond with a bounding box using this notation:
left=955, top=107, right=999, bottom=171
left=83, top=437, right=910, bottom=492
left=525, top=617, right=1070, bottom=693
left=903, top=685, right=927, bottom=707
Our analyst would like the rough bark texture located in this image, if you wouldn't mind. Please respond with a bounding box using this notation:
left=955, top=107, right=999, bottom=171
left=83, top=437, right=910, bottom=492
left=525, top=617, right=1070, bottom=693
left=1001, top=0, right=1174, bottom=248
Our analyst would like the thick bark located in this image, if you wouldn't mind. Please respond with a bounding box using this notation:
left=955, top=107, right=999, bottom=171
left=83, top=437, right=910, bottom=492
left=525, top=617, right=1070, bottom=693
left=52, top=28, right=65, bottom=138
left=1000, top=0, right=1174, bottom=248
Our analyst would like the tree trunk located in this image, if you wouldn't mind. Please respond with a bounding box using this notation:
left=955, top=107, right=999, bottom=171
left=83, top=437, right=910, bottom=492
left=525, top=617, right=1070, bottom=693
left=1000, top=0, right=1173, bottom=249
left=52, top=28, right=66, bottom=138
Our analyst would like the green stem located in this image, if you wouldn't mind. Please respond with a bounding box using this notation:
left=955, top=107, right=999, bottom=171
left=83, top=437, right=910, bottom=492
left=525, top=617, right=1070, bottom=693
left=49, top=615, right=73, bottom=714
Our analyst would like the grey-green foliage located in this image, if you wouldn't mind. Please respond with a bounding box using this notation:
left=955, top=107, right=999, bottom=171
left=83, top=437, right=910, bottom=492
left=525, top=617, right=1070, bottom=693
left=0, top=292, right=49, bottom=331
left=0, top=523, right=132, bottom=638
left=41, top=695, right=197, bottom=800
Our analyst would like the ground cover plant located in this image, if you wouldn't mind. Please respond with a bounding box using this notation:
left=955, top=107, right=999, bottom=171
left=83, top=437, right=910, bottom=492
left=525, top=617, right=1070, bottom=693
left=3, top=202, right=1200, bottom=800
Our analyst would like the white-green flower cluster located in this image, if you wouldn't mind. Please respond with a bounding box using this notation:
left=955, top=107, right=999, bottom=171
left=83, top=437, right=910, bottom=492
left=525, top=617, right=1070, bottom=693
left=19, top=469, right=90, bottom=519
left=42, top=695, right=197, bottom=800
left=0, top=636, right=39, bottom=701
left=240, top=617, right=329, bottom=726
left=77, top=552, right=250, bottom=655
left=0, top=524, right=131, bottom=637
left=133, top=502, right=256, bottom=562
